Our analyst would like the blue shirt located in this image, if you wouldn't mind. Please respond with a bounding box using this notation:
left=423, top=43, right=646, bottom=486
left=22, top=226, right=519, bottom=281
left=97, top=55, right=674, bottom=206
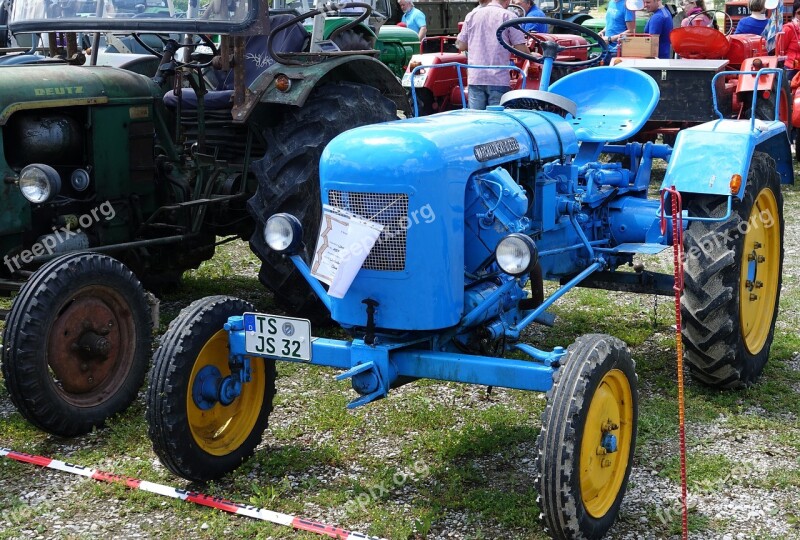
left=402, top=7, right=427, bottom=34
left=643, top=6, right=673, bottom=58
left=734, top=16, right=769, bottom=35
left=605, top=0, right=635, bottom=45
left=521, top=5, right=547, bottom=33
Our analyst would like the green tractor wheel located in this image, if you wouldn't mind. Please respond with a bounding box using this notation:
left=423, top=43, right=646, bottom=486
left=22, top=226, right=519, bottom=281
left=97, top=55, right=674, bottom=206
left=681, top=151, right=783, bottom=387
left=146, top=296, right=277, bottom=481
left=2, top=252, right=151, bottom=437
left=536, top=334, right=638, bottom=540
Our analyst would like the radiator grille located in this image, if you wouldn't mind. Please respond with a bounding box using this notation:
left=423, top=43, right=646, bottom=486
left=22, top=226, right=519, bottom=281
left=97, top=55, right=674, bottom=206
left=328, top=190, right=408, bottom=271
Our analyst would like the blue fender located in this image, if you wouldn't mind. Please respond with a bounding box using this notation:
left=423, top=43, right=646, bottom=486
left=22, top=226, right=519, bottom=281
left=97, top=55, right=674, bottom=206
left=661, top=119, right=793, bottom=198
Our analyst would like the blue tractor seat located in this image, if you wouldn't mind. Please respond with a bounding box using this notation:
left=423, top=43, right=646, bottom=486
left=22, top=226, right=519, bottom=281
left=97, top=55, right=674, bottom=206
left=548, top=66, right=660, bottom=143
left=163, top=14, right=309, bottom=110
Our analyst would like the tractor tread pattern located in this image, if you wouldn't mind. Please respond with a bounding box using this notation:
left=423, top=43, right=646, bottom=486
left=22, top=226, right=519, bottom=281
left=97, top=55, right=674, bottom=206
left=247, top=82, right=397, bottom=317
left=2, top=252, right=151, bottom=436
left=146, top=295, right=276, bottom=481
left=535, top=334, right=638, bottom=540
left=680, top=152, right=783, bottom=388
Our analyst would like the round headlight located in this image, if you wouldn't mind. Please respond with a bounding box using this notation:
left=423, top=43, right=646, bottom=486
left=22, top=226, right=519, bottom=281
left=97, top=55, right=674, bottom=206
left=496, top=234, right=538, bottom=276
left=264, top=213, right=303, bottom=254
left=19, top=164, right=61, bottom=204
left=70, top=169, right=91, bottom=192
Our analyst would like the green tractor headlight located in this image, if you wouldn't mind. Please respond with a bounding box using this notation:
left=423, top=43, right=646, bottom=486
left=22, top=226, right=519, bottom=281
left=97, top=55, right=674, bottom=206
left=19, top=164, right=62, bottom=204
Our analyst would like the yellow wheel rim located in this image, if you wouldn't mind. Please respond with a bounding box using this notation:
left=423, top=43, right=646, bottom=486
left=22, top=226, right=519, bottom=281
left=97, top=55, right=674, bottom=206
left=580, top=368, right=634, bottom=518
left=739, top=187, right=780, bottom=355
left=187, top=330, right=266, bottom=456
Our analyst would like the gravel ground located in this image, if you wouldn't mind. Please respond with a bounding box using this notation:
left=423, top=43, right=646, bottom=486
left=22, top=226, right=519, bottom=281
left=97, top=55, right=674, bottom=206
left=1, top=177, right=799, bottom=539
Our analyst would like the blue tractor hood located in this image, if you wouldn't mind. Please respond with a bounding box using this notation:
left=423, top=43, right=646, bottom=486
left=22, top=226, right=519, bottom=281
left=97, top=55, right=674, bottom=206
left=318, top=108, right=578, bottom=331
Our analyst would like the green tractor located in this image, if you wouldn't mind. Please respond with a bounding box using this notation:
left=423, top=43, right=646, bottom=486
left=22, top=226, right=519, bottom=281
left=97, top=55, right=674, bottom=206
left=0, top=0, right=409, bottom=437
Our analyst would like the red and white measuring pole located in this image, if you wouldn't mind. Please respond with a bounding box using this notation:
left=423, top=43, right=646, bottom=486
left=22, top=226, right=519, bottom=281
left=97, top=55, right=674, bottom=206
left=660, top=186, right=689, bottom=540
left=0, top=447, right=384, bottom=540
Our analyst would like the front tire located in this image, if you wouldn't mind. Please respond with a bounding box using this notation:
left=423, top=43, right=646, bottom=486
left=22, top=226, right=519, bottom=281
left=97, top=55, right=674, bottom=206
left=2, top=252, right=151, bottom=436
left=247, top=82, right=397, bottom=317
left=681, top=151, right=783, bottom=387
left=146, top=296, right=276, bottom=481
left=536, top=334, right=638, bottom=540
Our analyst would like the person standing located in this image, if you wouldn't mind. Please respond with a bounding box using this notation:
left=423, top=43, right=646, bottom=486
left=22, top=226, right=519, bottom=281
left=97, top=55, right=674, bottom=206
left=643, top=0, right=673, bottom=58
left=398, top=0, right=428, bottom=40
left=599, top=0, right=636, bottom=63
left=680, top=0, right=713, bottom=27
left=456, top=0, right=529, bottom=109
left=513, top=0, right=547, bottom=33
left=783, top=2, right=800, bottom=83
left=734, top=0, right=769, bottom=35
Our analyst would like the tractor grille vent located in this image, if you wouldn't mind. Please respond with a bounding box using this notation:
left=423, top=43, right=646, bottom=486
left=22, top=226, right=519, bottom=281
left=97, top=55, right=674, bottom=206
left=328, top=190, right=408, bottom=271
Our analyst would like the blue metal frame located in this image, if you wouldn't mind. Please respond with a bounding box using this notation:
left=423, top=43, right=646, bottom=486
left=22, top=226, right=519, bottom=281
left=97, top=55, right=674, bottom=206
left=225, top=314, right=560, bottom=409
left=662, top=67, right=794, bottom=196
left=711, top=68, right=783, bottom=125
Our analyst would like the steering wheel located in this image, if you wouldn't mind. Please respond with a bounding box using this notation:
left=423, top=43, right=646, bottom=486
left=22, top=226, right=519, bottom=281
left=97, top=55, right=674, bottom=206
left=507, top=4, right=525, bottom=18
left=685, top=10, right=732, bottom=36
left=132, top=33, right=219, bottom=69
left=497, top=17, right=607, bottom=68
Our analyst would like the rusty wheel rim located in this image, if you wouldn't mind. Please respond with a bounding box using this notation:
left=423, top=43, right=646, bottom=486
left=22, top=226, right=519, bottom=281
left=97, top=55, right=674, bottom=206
left=47, top=286, right=136, bottom=407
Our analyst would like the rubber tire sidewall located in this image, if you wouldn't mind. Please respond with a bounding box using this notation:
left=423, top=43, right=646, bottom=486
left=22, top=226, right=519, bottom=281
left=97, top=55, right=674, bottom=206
left=536, top=334, right=638, bottom=540
left=2, top=252, right=151, bottom=436
left=681, top=151, right=784, bottom=387
left=247, top=82, right=397, bottom=317
left=146, top=295, right=277, bottom=481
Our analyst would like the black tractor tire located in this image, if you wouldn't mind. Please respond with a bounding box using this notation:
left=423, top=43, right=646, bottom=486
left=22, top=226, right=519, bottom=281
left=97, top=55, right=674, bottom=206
left=2, top=252, right=151, bottom=436
left=122, top=232, right=217, bottom=294
left=681, top=151, right=783, bottom=387
left=332, top=29, right=372, bottom=51
left=410, top=87, right=435, bottom=116
left=247, top=82, right=397, bottom=317
left=147, top=295, right=276, bottom=481
left=536, top=334, right=638, bottom=540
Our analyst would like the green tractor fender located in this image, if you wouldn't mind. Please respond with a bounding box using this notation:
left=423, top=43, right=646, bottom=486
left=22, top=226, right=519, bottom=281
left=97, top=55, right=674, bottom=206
left=245, top=54, right=410, bottom=117
left=565, top=13, right=593, bottom=26
left=312, top=16, right=378, bottom=42
left=662, top=122, right=793, bottom=197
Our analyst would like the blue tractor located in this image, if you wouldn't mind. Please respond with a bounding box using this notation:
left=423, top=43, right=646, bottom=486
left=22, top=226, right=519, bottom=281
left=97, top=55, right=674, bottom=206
left=146, top=18, right=791, bottom=539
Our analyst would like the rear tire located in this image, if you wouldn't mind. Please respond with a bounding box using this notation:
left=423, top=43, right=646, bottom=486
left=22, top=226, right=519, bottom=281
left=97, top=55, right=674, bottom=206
left=147, top=295, right=276, bottom=481
left=410, top=87, right=435, bottom=116
left=681, top=151, right=783, bottom=387
left=2, top=252, right=151, bottom=436
left=536, top=334, right=638, bottom=540
left=247, top=82, right=397, bottom=317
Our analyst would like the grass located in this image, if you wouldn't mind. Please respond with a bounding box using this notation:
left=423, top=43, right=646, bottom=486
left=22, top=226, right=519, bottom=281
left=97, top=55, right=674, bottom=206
left=0, top=165, right=799, bottom=539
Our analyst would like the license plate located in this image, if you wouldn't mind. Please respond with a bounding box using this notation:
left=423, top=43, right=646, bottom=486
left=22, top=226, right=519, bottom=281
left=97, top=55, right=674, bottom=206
left=402, top=71, right=427, bottom=88
left=243, top=312, right=311, bottom=361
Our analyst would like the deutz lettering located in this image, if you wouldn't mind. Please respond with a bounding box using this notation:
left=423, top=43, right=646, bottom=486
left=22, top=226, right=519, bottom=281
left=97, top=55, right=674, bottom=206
left=34, top=86, right=84, bottom=96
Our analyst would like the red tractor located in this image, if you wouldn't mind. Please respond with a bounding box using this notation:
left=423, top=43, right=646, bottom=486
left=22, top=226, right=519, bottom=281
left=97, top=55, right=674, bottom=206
left=614, top=23, right=791, bottom=143
left=402, top=32, right=591, bottom=115
left=724, top=0, right=793, bottom=33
